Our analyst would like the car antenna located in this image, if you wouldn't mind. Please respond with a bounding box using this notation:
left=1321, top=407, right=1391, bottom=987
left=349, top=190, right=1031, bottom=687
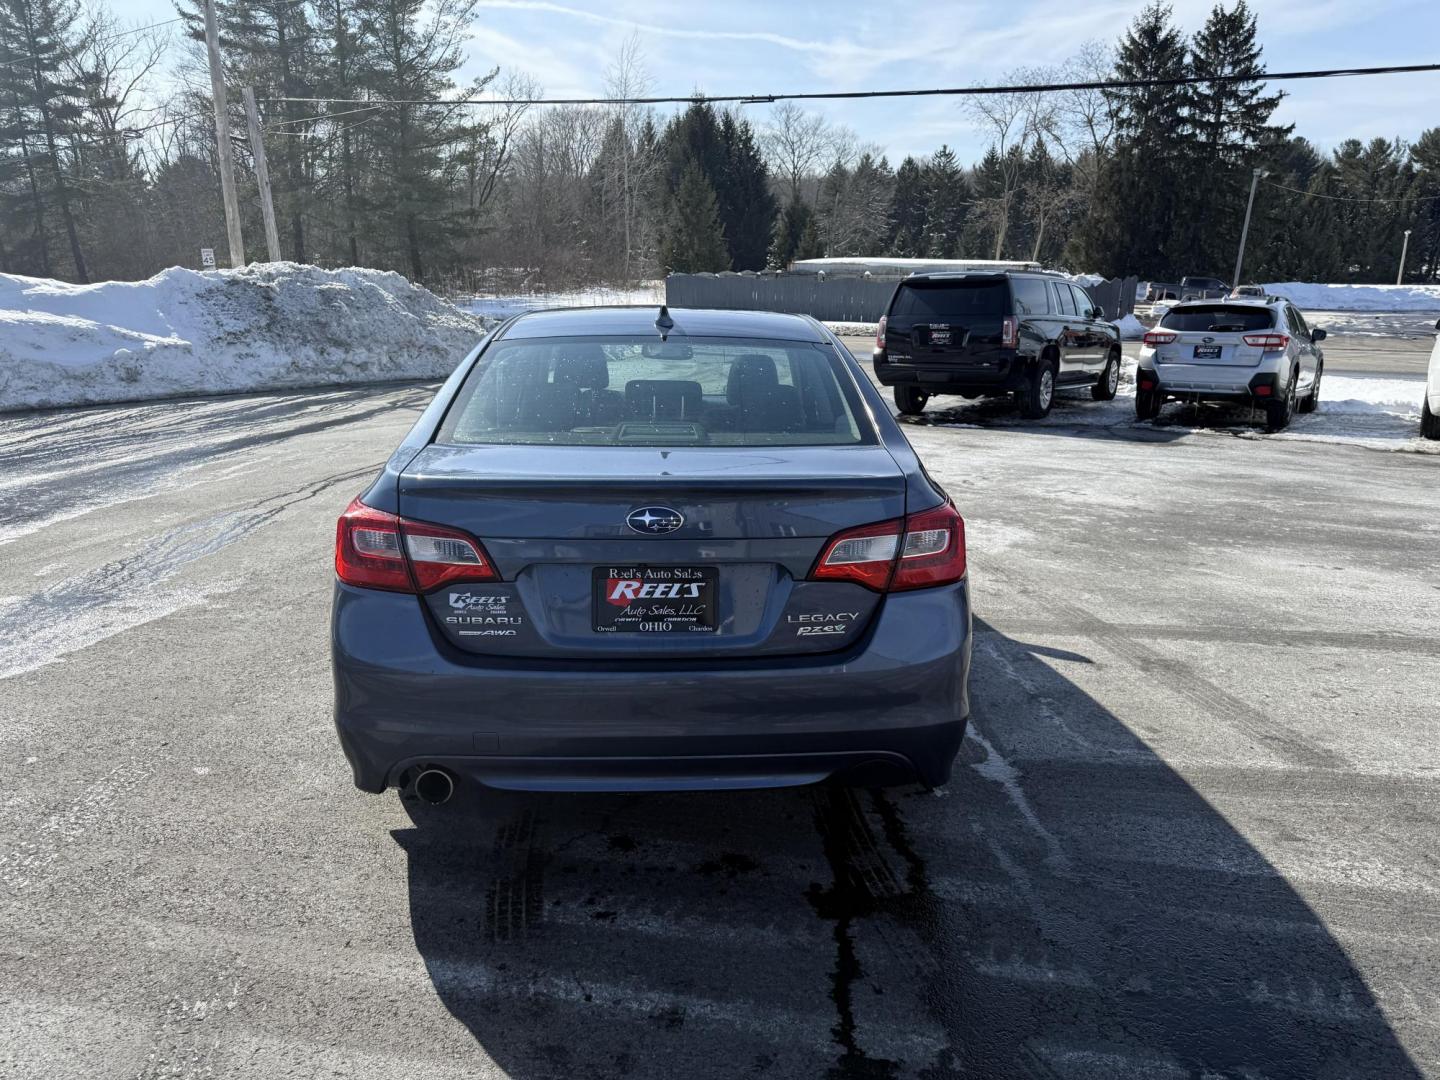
left=655, top=304, right=674, bottom=341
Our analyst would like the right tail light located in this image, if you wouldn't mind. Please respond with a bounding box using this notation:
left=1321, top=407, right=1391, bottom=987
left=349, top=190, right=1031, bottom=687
left=1242, top=333, right=1290, bottom=350
left=1143, top=331, right=1177, bottom=347
left=810, top=501, right=966, bottom=592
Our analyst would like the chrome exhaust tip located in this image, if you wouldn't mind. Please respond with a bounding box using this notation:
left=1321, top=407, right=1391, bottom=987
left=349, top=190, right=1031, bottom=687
left=413, top=768, right=455, bottom=805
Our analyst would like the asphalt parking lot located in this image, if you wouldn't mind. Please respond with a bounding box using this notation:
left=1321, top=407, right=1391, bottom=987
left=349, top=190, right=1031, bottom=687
left=2, top=331, right=1438, bottom=1078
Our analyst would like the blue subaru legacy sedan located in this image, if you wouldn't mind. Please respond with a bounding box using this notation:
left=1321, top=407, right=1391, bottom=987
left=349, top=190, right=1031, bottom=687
left=331, top=306, right=971, bottom=803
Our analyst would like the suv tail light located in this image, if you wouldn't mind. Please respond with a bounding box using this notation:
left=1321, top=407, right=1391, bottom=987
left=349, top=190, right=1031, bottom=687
left=875, top=315, right=887, bottom=350
left=336, top=496, right=497, bottom=593
left=1001, top=316, right=1019, bottom=349
left=810, top=501, right=966, bottom=592
left=1242, top=332, right=1289, bottom=350
left=1143, top=331, right=1177, bottom=347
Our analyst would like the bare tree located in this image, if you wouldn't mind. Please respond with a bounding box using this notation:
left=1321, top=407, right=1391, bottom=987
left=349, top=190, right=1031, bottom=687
left=762, top=102, right=837, bottom=205
left=602, top=34, right=656, bottom=281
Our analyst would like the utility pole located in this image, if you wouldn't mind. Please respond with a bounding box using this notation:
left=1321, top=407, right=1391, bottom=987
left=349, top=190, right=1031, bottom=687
left=1233, top=167, right=1266, bottom=288
left=202, top=0, right=245, bottom=268
left=1397, top=229, right=1412, bottom=286
left=243, top=86, right=283, bottom=263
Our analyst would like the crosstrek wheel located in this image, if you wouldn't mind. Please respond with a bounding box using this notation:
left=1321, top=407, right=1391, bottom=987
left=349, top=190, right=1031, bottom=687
left=1298, top=362, right=1322, bottom=414
left=1422, top=397, right=1440, bottom=440
left=1018, top=354, right=1056, bottom=419
left=1135, top=370, right=1162, bottom=420
left=1265, top=371, right=1298, bottom=432
left=1092, top=348, right=1121, bottom=401
left=894, top=386, right=929, bottom=416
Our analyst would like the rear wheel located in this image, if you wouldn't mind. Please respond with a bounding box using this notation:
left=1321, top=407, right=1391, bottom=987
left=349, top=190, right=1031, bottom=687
left=1092, top=348, right=1121, bottom=401
left=1423, top=397, right=1440, bottom=440
left=1135, top=384, right=1162, bottom=421
left=1265, top=372, right=1298, bottom=432
left=1298, top=363, right=1322, bottom=414
left=1018, top=356, right=1056, bottom=419
left=894, top=385, right=929, bottom=416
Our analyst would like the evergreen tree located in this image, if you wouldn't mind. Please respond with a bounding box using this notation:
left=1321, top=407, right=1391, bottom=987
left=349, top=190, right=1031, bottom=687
left=718, top=111, right=778, bottom=270
left=768, top=198, right=813, bottom=268
left=921, top=146, right=969, bottom=258
left=661, top=163, right=728, bottom=272
left=886, top=156, right=927, bottom=257
left=0, top=0, right=92, bottom=280
left=1172, top=0, right=1290, bottom=274
left=1070, top=2, right=1189, bottom=276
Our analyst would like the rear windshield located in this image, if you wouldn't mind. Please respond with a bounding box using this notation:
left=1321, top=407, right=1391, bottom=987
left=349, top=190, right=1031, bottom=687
left=437, top=336, right=872, bottom=447
left=890, top=281, right=1007, bottom=319
left=1160, top=305, right=1274, bottom=332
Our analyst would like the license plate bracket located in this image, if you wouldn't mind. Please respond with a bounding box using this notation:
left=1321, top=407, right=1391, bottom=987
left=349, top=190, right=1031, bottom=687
left=1193, top=344, right=1222, bottom=359
left=593, top=566, right=718, bottom=633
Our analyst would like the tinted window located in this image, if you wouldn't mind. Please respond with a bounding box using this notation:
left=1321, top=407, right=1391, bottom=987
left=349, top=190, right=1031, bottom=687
left=1291, top=308, right=1311, bottom=338
left=438, top=336, right=871, bottom=447
left=1069, top=285, right=1094, bottom=316
left=891, top=281, right=1007, bottom=318
left=1011, top=277, right=1050, bottom=315
left=1051, top=282, right=1076, bottom=316
left=1160, top=305, right=1275, bottom=332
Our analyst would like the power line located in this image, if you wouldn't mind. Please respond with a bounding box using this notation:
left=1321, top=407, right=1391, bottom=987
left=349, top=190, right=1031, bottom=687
left=265, top=61, right=1440, bottom=110
left=1263, top=178, right=1440, bottom=204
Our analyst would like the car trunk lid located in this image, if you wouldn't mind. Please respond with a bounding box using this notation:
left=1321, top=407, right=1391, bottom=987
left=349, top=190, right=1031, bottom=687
left=399, top=444, right=907, bottom=659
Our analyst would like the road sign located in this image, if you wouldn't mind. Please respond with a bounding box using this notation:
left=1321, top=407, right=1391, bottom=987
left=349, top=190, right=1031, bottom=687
left=201, top=248, right=216, bottom=269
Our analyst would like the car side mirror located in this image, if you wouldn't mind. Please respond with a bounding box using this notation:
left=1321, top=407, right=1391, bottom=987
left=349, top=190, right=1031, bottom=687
left=1085, top=307, right=1100, bottom=319
left=1435, top=318, right=1440, bottom=331
left=1310, top=328, right=1326, bottom=343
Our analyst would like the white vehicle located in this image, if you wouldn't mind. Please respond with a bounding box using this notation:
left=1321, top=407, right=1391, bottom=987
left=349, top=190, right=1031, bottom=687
left=1135, top=298, right=1326, bottom=433
left=1424, top=319, right=1440, bottom=440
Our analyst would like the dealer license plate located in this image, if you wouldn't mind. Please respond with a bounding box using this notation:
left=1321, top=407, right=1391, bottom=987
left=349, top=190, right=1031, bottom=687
left=1193, top=345, right=1222, bottom=359
left=929, top=330, right=952, bottom=346
left=593, top=566, right=718, bottom=633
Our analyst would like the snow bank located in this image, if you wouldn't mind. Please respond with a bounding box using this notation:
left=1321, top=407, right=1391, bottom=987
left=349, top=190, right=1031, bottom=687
left=0, top=263, right=492, bottom=412
left=461, top=281, right=664, bottom=320
left=1113, top=313, right=1147, bottom=340
left=1262, top=282, right=1440, bottom=312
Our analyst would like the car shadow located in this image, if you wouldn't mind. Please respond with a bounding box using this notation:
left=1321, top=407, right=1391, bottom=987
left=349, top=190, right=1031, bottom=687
left=394, top=618, right=1423, bottom=1079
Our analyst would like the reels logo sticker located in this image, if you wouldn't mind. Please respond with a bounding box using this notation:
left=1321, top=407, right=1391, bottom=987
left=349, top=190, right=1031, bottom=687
left=604, top=577, right=705, bottom=607
left=450, top=592, right=507, bottom=612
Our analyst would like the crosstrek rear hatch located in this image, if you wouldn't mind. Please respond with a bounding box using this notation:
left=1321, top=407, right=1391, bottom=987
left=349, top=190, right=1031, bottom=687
left=882, top=276, right=1015, bottom=364
left=1147, top=304, right=1281, bottom=368
left=355, top=333, right=965, bottom=661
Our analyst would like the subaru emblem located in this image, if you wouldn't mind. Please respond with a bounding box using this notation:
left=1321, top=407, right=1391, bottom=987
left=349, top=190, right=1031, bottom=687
left=626, top=506, right=684, bottom=535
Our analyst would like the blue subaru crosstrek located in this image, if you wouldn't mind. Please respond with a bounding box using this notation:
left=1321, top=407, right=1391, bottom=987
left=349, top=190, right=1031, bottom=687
left=331, top=306, right=971, bottom=803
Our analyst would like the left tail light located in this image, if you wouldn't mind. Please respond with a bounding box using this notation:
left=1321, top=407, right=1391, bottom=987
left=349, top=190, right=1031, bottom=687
left=336, top=496, right=497, bottom=593
left=1001, top=316, right=1019, bottom=349
left=875, top=315, right=887, bottom=350
left=809, top=501, right=966, bottom=592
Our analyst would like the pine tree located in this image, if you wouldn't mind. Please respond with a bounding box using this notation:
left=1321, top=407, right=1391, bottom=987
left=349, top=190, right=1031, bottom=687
left=0, top=0, right=92, bottom=280
left=1070, top=2, right=1189, bottom=277
left=1173, top=0, right=1291, bottom=274
left=661, top=163, right=728, bottom=272
left=718, top=111, right=778, bottom=270
left=922, top=146, right=969, bottom=258
left=768, top=198, right=813, bottom=268
left=886, top=156, right=927, bottom=257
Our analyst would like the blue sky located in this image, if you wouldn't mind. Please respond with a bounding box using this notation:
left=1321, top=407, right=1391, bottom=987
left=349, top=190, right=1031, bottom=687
left=116, top=0, right=1440, bottom=163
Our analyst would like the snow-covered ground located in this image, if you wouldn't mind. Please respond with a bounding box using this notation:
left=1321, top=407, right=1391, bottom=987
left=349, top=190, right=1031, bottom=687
left=460, top=282, right=664, bottom=320
left=903, top=361, right=1435, bottom=453
left=0, top=263, right=491, bottom=412
left=1262, top=282, right=1440, bottom=312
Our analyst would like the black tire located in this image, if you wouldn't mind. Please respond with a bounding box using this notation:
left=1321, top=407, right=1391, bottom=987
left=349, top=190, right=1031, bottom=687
left=1422, top=396, right=1440, bottom=440
left=1092, top=348, right=1121, bottom=401
left=1135, top=384, right=1162, bottom=420
left=1018, top=355, right=1057, bottom=419
left=894, top=385, right=929, bottom=416
left=1265, top=372, right=1298, bottom=432
left=1298, top=363, right=1322, bottom=414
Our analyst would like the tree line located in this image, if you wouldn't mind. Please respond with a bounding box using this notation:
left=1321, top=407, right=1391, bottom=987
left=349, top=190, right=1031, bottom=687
left=1, top=0, right=1436, bottom=289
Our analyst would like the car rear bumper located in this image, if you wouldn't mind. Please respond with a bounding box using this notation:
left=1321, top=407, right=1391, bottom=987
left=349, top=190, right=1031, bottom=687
left=1144, top=364, right=1281, bottom=402
left=331, top=580, right=971, bottom=793
left=872, top=349, right=1027, bottom=394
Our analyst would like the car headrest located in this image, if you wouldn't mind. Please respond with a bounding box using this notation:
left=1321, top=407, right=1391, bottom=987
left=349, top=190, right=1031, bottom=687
left=726, top=354, right=780, bottom=405
left=553, top=344, right=609, bottom=389
left=625, top=379, right=703, bottom=420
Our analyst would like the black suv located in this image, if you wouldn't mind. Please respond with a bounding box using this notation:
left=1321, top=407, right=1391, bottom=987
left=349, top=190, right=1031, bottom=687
left=873, top=271, right=1122, bottom=418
